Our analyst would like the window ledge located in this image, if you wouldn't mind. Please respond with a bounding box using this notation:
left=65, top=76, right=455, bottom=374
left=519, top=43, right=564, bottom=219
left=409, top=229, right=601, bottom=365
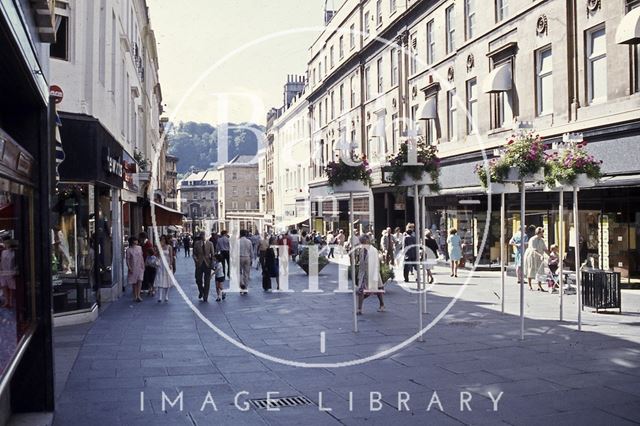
left=487, top=127, right=511, bottom=137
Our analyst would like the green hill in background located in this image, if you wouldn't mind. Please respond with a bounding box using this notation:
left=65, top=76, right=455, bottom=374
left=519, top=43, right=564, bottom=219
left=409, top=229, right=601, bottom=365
left=167, top=121, right=264, bottom=174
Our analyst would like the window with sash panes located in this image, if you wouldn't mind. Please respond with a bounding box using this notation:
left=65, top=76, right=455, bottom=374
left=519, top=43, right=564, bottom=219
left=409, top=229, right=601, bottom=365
left=330, top=91, right=335, bottom=119
left=377, top=57, right=384, bottom=93
left=447, top=89, right=457, bottom=141
left=587, top=26, right=607, bottom=104
left=376, top=0, right=383, bottom=26
left=390, top=48, right=398, bottom=86
left=339, top=36, right=344, bottom=58
left=364, top=12, right=371, bottom=37
left=410, top=104, right=419, bottom=130
left=350, top=75, right=357, bottom=107
left=350, top=24, right=356, bottom=49
left=365, top=66, right=372, bottom=100
left=464, top=0, right=475, bottom=40
left=365, top=124, right=372, bottom=159
left=466, top=78, right=477, bottom=134
left=391, top=113, right=398, bottom=154
left=624, top=0, right=640, bottom=94
left=410, top=33, right=418, bottom=75
left=536, top=47, right=553, bottom=116
left=446, top=5, right=456, bottom=54
left=495, top=0, right=508, bottom=23
left=426, top=20, right=435, bottom=65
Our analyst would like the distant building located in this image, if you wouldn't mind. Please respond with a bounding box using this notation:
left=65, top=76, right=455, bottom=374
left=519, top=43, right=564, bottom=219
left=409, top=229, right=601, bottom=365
left=177, top=169, right=218, bottom=233
left=164, top=154, right=179, bottom=209
left=218, top=155, right=261, bottom=232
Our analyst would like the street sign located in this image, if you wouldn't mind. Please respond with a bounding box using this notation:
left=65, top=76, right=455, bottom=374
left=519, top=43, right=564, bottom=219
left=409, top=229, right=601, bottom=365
left=50, top=85, right=64, bottom=104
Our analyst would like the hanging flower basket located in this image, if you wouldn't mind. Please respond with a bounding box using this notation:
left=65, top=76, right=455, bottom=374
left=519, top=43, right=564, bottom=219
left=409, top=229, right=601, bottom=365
left=385, top=137, right=440, bottom=190
left=544, top=140, right=602, bottom=189
left=325, top=156, right=372, bottom=193
left=505, top=166, right=544, bottom=182
left=475, top=130, right=546, bottom=186
left=475, top=158, right=510, bottom=188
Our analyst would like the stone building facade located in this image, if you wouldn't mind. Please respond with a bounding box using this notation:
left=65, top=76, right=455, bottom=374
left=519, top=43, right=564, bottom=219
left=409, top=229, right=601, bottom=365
left=283, top=0, right=640, bottom=283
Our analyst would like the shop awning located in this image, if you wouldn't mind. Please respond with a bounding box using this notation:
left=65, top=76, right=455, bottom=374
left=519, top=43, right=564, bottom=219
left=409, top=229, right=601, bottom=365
left=438, top=186, right=485, bottom=196
left=483, top=63, right=512, bottom=93
left=596, top=174, right=640, bottom=188
left=143, top=201, right=185, bottom=226
left=616, top=7, right=640, bottom=44
left=418, top=96, right=438, bottom=120
left=277, top=215, right=310, bottom=229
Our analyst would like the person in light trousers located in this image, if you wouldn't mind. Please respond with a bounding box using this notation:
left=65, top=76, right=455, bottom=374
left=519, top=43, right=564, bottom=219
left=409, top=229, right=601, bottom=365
left=238, top=230, right=254, bottom=295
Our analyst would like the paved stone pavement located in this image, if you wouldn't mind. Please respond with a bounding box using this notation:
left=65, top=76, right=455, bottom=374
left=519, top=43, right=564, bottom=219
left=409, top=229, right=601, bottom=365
left=51, top=254, right=640, bottom=425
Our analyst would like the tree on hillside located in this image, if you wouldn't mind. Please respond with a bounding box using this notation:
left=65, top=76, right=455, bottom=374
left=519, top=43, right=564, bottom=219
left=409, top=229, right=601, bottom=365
left=167, top=121, right=264, bottom=173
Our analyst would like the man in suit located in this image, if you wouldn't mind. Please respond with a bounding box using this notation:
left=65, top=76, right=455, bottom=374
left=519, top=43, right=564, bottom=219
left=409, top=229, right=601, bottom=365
left=193, top=231, right=215, bottom=302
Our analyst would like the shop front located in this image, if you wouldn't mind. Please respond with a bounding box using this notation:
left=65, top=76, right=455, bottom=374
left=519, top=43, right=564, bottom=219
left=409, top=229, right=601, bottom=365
left=423, top=182, right=640, bottom=286
left=53, top=113, right=127, bottom=318
left=0, top=0, right=55, bottom=418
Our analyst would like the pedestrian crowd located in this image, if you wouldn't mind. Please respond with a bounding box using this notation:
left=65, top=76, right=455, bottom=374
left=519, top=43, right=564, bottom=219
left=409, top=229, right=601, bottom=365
left=123, top=224, right=466, bottom=313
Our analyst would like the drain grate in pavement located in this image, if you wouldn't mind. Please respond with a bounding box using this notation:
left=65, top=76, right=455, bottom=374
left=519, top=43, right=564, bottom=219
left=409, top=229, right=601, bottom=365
left=249, top=395, right=313, bottom=409
left=446, top=320, right=483, bottom=327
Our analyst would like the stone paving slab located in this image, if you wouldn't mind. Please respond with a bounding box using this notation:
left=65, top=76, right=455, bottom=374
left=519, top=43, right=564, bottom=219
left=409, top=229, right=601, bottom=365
left=50, top=255, right=640, bottom=425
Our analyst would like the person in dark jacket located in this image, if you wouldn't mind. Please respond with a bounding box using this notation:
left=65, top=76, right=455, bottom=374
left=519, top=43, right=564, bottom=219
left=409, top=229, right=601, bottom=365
left=403, top=229, right=417, bottom=282
left=263, top=237, right=279, bottom=291
left=424, top=230, right=440, bottom=284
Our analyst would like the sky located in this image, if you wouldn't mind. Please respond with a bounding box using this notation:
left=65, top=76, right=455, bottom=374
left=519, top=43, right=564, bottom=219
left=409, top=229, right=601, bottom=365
left=147, top=0, right=331, bottom=126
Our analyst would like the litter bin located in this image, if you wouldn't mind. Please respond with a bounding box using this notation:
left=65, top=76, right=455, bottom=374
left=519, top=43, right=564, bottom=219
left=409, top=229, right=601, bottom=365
left=581, top=269, right=621, bottom=313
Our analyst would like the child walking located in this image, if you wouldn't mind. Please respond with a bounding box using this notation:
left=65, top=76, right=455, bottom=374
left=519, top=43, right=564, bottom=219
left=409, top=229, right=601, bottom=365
left=214, top=253, right=226, bottom=302
left=144, top=248, right=158, bottom=299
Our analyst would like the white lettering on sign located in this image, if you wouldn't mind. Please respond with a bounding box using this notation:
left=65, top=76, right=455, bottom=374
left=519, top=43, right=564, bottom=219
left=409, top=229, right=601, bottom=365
left=107, top=155, right=123, bottom=176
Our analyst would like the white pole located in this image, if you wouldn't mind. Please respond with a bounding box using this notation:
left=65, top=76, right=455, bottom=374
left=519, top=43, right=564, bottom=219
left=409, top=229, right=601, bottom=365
left=414, top=184, right=423, bottom=342
left=519, top=179, right=526, bottom=340
left=350, top=191, right=358, bottom=333
left=559, top=189, right=564, bottom=321
left=421, top=192, right=427, bottom=314
left=573, top=186, right=582, bottom=331
left=500, top=192, right=505, bottom=314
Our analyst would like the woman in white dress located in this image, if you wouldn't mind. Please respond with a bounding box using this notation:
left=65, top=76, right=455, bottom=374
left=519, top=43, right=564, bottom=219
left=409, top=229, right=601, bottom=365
left=524, top=227, right=548, bottom=291
left=356, top=234, right=385, bottom=314
left=155, top=235, right=174, bottom=302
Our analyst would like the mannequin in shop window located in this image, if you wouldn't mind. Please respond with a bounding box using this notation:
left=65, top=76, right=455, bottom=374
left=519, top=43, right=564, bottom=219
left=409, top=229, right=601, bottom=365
left=94, top=210, right=110, bottom=278
left=0, top=240, right=18, bottom=309
left=53, top=226, right=72, bottom=274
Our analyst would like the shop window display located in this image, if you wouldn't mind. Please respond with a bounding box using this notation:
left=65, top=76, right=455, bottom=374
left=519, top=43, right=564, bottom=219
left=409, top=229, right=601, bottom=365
left=52, top=184, right=96, bottom=313
left=0, top=179, right=35, bottom=376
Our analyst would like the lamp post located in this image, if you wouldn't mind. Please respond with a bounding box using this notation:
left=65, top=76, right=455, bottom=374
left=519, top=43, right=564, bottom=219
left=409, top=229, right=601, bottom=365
left=506, top=121, right=535, bottom=341
left=562, top=133, right=585, bottom=331
left=491, top=148, right=508, bottom=316
left=550, top=141, right=566, bottom=322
